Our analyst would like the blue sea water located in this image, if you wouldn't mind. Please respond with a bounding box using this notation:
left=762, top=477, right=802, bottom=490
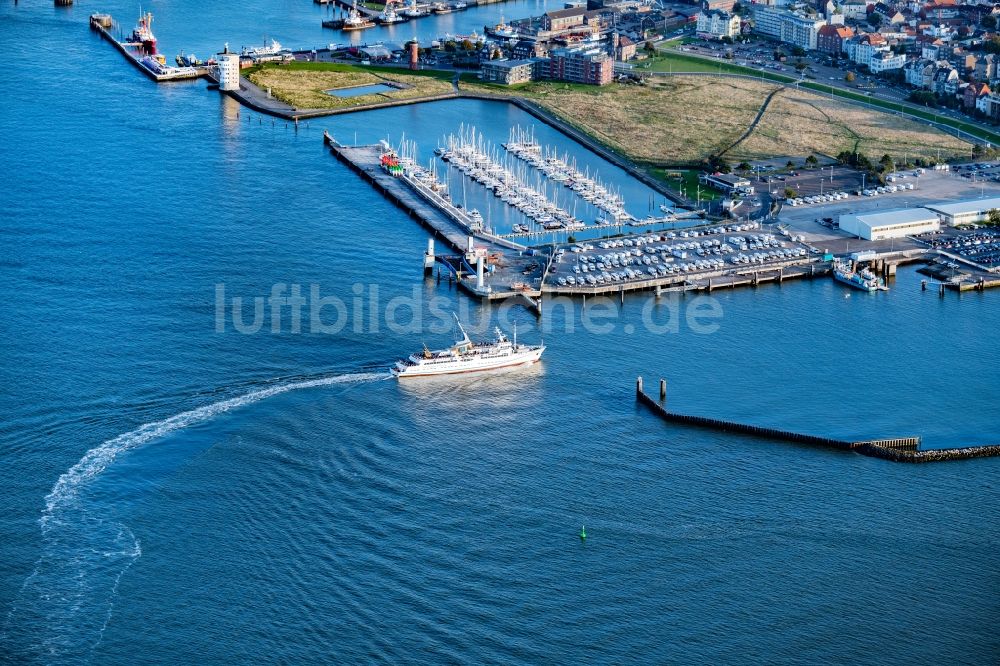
left=1, top=3, right=999, bottom=664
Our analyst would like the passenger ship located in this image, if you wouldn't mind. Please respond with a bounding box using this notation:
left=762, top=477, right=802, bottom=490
left=392, top=319, right=544, bottom=378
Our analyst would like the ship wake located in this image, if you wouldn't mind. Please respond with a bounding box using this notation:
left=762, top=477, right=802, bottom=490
left=1, top=371, right=388, bottom=661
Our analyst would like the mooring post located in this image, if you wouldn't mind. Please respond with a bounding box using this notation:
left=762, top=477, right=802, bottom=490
left=659, top=378, right=666, bottom=403
left=939, top=283, right=945, bottom=297
left=636, top=376, right=643, bottom=396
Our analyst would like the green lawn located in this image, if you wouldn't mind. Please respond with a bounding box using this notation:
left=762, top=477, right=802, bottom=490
left=650, top=168, right=724, bottom=202
left=253, top=60, right=455, bottom=82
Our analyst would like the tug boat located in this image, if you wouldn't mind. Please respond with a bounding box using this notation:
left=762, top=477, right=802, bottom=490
left=342, top=1, right=376, bottom=31
left=392, top=318, right=544, bottom=378
left=402, top=0, right=426, bottom=18
left=378, top=4, right=405, bottom=24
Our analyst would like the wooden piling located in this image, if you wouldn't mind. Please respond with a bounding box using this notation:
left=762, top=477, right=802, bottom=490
left=659, top=379, right=666, bottom=402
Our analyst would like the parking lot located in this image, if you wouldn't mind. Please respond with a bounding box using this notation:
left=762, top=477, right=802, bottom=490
left=921, top=228, right=1000, bottom=268
left=546, top=221, right=812, bottom=289
left=773, top=167, right=1000, bottom=252
left=759, top=165, right=866, bottom=200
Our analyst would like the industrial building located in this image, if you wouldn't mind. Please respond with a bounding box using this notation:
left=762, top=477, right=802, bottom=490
left=838, top=208, right=941, bottom=240
left=925, top=197, right=1000, bottom=226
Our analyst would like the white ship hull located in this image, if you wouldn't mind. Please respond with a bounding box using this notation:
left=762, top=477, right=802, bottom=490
left=393, top=346, right=543, bottom=378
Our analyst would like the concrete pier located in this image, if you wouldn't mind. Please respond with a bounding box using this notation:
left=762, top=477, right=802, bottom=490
left=89, top=15, right=206, bottom=83
left=635, top=377, right=999, bottom=464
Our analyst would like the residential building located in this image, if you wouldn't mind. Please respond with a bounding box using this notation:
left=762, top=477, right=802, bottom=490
left=696, top=9, right=741, bottom=40
left=839, top=2, right=869, bottom=19
left=873, top=2, right=907, bottom=24
left=964, top=81, right=990, bottom=110
left=977, top=87, right=993, bottom=114
left=751, top=5, right=784, bottom=39
left=613, top=34, right=636, bottom=61
left=870, top=50, right=906, bottom=72
left=702, top=0, right=737, bottom=12
left=974, top=53, right=995, bottom=82
left=817, top=24, right=854, bottom=55
left=479, top=59, right=538, bottom=85
left=931, top=63, right=959, bottom=94
left=846, top=33, right=889, bottom=68
left=904, top=58, right=934, bottom=87
left=779, top=13, right=825, bottom=50
left=980, top=92, right=1000, bottom=119
left=543, top=47, right=614, bottom=85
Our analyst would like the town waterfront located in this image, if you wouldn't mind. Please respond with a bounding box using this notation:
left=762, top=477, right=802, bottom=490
left=1, top=3, right=999, bottom=663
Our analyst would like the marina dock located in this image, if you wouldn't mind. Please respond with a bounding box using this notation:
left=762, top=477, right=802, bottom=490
left=324, top=133, right=544, bottom=305
left=636, top=377, right=1000, bottom=463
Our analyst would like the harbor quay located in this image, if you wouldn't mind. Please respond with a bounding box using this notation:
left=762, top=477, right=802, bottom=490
left=89, top=13, right=208, bottom=82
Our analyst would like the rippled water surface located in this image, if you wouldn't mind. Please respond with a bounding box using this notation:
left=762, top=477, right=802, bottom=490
left=1, top=3, right=999, bottom=663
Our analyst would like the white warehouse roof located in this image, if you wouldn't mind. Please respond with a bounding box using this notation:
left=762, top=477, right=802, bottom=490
left=839, top=208, right=940, bottom=240
left=849, top=208, right=939, bottom=227
left=925, top=197, right=1000, bottom=217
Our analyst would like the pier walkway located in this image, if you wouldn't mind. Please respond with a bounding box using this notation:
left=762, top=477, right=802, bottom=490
left=635, top=377, right=1000, bottom=463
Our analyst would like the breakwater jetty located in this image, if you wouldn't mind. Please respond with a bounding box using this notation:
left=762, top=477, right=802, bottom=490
left=635, top=377, right=1000, bottom=463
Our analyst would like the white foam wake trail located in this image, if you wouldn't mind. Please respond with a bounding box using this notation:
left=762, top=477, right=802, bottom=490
left=2, top=371, right=388, bottom=662
left=41, top=371, right=387, bottom=530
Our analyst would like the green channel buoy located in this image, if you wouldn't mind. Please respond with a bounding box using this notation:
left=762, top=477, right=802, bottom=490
left=580, top=525, right=587, bottom=540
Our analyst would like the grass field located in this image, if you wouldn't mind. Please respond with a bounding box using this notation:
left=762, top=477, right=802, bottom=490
left=460, top=74, right=969, bottom=165
left=645, top=47, right=1000, bottom=146
left=246, top=62, right=454, bottom=110
left=729, top=87, right=970, bottom=163
left=462, top=75, right=776, bottom=163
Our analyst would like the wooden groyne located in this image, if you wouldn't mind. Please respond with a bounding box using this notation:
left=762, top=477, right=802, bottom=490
left=635, top=377, right=999, bottom=463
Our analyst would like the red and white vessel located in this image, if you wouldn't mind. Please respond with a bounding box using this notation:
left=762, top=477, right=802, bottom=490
left=128, top=11, right=157, bottom=54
